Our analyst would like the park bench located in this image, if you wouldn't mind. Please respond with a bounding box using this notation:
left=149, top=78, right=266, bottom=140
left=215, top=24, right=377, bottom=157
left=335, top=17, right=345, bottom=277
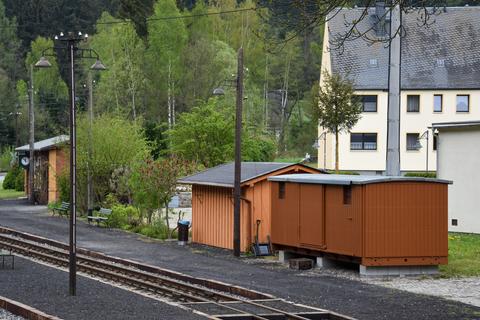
left=87, top=208, right=112, bottom=226
left=52, top=202, right=70, bottom=217
left=0, top=248, right=14, bottom=269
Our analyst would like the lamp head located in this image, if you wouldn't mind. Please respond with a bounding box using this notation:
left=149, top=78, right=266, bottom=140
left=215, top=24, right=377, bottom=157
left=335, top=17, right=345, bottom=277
left=90, top=59, right=107, bottom=71
left=34, top=56, right=52, bottom=68
left=212, top=88, right=225, bottom=96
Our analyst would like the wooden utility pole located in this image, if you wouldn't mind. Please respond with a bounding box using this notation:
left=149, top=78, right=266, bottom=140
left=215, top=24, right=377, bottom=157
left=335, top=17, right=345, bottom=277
left=28, top=64, right=35, bottom=204
left=233, top=47, right=244, bottom=257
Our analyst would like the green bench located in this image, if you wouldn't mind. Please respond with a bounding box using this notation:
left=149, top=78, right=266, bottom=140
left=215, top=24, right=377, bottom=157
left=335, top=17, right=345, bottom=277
left=87, top=208, right=112, bottom=226
left=52, top=202, right=70, bottom=217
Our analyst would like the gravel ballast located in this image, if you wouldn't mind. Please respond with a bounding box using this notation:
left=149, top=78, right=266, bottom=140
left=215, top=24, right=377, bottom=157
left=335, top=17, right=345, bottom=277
left=0, top=256, right=204, bottom=320
left=1, top=199, right=480, bottom=320
left=0, top=309, right=24, bottom=320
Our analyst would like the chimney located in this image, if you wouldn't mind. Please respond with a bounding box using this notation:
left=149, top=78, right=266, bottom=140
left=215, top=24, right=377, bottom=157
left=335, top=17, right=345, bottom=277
left=375, top=1, right=387, bottom=36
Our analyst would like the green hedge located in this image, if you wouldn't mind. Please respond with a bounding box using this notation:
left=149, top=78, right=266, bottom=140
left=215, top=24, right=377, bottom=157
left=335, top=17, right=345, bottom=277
left=404, top=172, right=436, bottom=178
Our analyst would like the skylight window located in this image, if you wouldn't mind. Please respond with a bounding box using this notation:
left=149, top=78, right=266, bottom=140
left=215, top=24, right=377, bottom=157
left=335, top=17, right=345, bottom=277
left=436, top=59, right=445, bottom=67
left=369, top=59, right=378, bottom=67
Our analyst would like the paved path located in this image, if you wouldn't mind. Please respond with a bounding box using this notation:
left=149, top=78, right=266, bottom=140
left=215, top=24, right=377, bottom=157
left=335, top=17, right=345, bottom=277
left=1, top=199, right=480, bottom=320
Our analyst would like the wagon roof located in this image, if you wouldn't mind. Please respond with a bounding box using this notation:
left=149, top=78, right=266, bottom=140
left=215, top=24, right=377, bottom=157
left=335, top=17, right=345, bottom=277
left=178, top=162, right=324, bottom=188
left=269, top=174, right=452, bottom=185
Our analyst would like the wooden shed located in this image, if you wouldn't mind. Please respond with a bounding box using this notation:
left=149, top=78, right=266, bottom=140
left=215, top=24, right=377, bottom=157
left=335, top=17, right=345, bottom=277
left=178, top=162, right=323, bottom=252
left=16, top=135, right=68, bottom=205
left=269, top=174, right=451, bottom=271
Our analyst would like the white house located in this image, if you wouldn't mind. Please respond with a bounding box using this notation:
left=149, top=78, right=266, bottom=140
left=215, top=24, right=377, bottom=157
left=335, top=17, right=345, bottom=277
left=318, top=5, right=480, bottom=174
left=433, top=121, right=480, bottom=234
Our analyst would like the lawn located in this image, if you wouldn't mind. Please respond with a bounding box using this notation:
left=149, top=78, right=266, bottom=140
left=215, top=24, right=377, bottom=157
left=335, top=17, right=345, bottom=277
left=440, top=233, right=480, bottom=277
left=0, top=181, right=25, bottom=200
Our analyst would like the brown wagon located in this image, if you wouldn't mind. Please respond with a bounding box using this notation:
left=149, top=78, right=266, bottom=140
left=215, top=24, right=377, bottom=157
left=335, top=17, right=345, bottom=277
left=269, top=174, right=452, bottom=276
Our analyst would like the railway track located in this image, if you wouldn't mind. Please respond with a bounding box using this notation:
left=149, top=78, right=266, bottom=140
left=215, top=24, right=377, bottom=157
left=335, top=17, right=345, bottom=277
left=0, top=227, right=355, bottom=320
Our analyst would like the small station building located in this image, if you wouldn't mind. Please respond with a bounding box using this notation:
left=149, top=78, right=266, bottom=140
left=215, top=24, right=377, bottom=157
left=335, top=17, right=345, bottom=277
left=16, top=135, right=68, bottom=205
left=269, top=174, right=451, bottom=276
left=178, top=162, right=322, bottom=252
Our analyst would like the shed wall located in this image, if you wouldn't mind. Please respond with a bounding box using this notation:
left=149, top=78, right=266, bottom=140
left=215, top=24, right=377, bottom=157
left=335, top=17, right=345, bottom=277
left=191, top=185, right=250, bottom=251
left=363, top=182, right=448, bottom=266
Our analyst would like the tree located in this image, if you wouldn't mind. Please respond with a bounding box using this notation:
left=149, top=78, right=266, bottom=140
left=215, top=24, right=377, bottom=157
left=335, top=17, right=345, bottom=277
left=90, top=12, right=147, bottom=120
left=315, top=71, right=361, bottom=171
left=167, top=98, right=276, bottom=167
left=129, top=156, right=196, bottom=232
left=146, top=0, right=187, bottom=127
left=76, top=113, right=149, bottom=210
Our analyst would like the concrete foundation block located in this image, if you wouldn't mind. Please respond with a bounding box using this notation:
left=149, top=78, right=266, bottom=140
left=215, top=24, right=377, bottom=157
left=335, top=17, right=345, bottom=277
left=289, top=258, right=314, bottom=270
left=359, top=265, right=439, bottom=277
left=316, top=256, right=337, bottom=268
left=278, top=250, right=298, bottom=263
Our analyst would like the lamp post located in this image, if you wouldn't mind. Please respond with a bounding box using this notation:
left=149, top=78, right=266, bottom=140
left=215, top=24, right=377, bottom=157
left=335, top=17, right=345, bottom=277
left=35, top=32, right=106, bottom=296
left=213, top=47, right=244, bottom=257
left=312, top=131, right=327, bottom=170
left=416, top=130, right=429, bottom=173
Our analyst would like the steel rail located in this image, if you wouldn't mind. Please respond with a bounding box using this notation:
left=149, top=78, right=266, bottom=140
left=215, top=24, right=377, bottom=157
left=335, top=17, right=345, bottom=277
left=0, top=229, right=354, bottom=320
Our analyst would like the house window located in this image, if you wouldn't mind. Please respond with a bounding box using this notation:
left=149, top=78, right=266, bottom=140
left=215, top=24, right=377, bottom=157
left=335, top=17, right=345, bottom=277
left=406, top=133, right=420, bottom=151
left=451, top=219, right=458, bottom=226
left=278, top=182, right=285, bottom=199
left=361, top=95, right=377, bottom=112
left=350, top=133, right=377, bottom=150
left=456, top=95, right=469, bottom=112
left=433, top=135, right=438, bottom=151
left=407, top=95, right=420, bottom=112
left=343, top=186, right=352, bottom=205
left=434, top=95, right=442, bottom=112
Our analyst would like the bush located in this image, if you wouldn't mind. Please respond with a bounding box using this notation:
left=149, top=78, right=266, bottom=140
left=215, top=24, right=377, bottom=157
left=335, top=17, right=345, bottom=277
left=3, top=165, right=22, bottom=190
left=56, top=169, right=70, bottom=202
left=327, top=170, right=360, bottom=175
left=107, top=204, right=141, bottom=229
left=404, top=172, right=437, bottom=178
left=14, top=170, right=24, bottom=191
left=135, top=220, right=169, bottom=239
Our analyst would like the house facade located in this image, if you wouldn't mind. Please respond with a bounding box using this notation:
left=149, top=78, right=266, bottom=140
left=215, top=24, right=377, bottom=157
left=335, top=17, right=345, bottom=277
left=434, top=121, right=480, bottom=234
left=318, top=6, right=480, bottom=174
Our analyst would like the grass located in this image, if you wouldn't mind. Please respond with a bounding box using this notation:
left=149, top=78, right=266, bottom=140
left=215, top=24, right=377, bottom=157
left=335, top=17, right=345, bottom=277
left=440, top=233, right=480, bottom=277
left=0, top=181, right=25, bottom=200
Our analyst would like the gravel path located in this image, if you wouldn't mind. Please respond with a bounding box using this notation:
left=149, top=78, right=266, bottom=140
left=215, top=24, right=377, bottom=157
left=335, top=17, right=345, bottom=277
left=0, top=309, right=24, bottom=320
left=1, top=199, right=480, bottom=320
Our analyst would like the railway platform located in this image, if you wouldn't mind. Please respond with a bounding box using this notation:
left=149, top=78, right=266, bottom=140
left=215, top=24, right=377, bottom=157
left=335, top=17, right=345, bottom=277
left=1, top=199, right=480, bottom=320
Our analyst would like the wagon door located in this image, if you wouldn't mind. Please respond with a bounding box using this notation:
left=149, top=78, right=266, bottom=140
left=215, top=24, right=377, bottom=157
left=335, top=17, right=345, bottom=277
left=299, top=184, right=325, bottom=249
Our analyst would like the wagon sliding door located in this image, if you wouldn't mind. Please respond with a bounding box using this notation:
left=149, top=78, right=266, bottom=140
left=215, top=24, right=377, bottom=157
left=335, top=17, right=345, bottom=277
left=299, top=184, right=325, bottom=248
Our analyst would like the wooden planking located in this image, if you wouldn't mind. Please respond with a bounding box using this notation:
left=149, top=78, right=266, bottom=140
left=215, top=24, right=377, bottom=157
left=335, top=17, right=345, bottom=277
left=363, top=182, right=448, bottom=261
left=271, top=182, right=300, bottom=247
left=299, top=184, right=325, bottom=248
left=324, top=185, right=363, bottom=257
left=191, top=185, right=251, bottom=251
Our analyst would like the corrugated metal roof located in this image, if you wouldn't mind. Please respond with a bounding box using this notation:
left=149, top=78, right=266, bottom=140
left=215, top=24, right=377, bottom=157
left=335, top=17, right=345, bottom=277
left=178, top=162, right=322, bottom=188
left=328, top=7, right=480, bottom=90
left=269, top=174, right=452, bottom=185
left=15, top=135, right=69, bottom=152
left=432, top=120, right=480, bottom=130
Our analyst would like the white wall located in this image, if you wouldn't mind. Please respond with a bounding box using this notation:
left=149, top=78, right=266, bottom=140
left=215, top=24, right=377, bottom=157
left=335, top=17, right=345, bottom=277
left=318, top=90, right=480, bottom=172
left=437, top=127, right=480, bottom=234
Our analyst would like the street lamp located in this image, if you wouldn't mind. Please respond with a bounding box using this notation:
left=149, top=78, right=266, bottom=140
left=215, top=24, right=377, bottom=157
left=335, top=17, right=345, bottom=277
left=35, top=31, right=106, bottom=296
left=312, top=131, right=327, bottom=170
left=416, top=130, right=430, bottom=173
left=212, top=48, right=244, bottom=257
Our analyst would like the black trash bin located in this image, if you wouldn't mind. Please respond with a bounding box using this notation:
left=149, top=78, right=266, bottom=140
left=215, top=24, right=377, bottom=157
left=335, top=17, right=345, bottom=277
left=177, top=220, right=190, bottom=245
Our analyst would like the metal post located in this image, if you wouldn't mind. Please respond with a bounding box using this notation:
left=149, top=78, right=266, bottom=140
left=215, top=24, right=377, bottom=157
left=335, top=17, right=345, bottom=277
left=87, top=71, right=93, bottom=219
left=323, top=134, right=327, bottom=170
left=385, top=4, right=402, bottom=176
left=28, top=64, right=35, bottom=204
left=67, top=37, right=77, bottom=296
left=233, top=47, right=244, bottom=257
left=426, top=130, right=429, bottom=173
left=14, top=104, right=19, bottom=147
